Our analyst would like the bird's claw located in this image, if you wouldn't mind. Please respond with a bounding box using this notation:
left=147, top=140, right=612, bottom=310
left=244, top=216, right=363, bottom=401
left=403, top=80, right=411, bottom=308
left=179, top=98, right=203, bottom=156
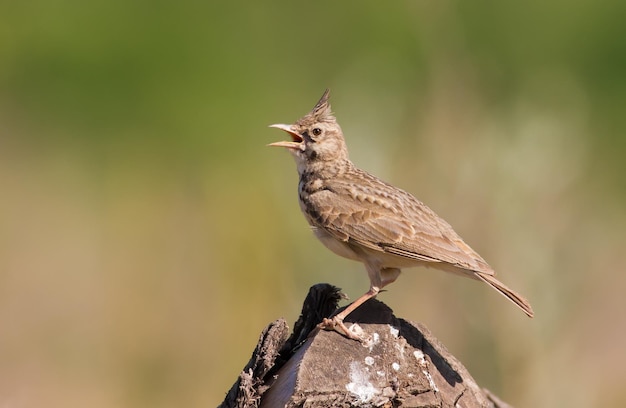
left=318, top=317, right=368, bottom=343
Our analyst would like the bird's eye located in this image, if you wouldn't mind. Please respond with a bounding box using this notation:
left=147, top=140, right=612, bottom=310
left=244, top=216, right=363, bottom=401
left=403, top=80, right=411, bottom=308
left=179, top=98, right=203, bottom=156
left=312, top=128, right=322, bottom=136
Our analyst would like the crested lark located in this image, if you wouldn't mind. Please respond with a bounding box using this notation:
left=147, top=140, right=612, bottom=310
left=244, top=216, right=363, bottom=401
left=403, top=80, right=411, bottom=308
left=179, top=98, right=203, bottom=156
left=269, top=89, right=534, bottom=340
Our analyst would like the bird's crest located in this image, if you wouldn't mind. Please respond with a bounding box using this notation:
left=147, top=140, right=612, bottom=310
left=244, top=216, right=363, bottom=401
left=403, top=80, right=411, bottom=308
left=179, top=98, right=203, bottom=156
left=301, top=89, right=335, bottom=125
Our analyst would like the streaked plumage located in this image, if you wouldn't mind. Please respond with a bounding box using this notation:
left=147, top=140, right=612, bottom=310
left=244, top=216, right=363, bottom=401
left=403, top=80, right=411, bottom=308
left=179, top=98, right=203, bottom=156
left=269, top=90, right=533, bottom=339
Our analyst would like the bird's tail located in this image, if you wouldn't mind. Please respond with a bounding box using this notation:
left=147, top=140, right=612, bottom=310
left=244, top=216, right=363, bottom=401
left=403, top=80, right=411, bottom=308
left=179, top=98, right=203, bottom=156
left=475, top=272, right=534, bottom=318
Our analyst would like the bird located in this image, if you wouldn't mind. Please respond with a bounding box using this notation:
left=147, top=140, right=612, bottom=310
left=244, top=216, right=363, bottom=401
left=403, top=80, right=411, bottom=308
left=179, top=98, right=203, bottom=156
left=268, top=89, right=534, bottom=340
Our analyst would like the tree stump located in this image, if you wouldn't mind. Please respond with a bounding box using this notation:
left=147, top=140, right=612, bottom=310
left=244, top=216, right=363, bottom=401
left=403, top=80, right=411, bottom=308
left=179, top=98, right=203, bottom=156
left=218, top=284, right=511, bottom=408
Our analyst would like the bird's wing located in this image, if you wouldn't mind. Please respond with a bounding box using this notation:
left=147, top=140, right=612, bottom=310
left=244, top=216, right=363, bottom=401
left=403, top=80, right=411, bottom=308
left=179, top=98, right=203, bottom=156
left=306, top=172, right=494, bottom=275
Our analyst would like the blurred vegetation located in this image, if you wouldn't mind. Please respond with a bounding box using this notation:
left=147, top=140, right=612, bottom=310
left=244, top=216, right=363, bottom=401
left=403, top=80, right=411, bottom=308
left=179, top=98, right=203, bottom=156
left=1, top=1, right=625, bottom=407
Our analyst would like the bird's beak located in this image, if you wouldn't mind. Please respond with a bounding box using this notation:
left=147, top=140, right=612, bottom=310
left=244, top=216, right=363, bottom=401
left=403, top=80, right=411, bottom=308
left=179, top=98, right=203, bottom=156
left=268, top=124, right=305, bottom=150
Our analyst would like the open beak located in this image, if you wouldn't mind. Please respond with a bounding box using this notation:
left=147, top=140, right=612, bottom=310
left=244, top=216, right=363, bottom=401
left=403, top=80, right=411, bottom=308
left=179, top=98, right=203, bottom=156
left=268, top=124, right=305, bottom=150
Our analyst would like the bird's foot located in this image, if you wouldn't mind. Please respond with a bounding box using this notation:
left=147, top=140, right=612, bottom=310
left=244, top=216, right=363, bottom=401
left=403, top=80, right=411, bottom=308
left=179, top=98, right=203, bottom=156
left=318, top=316, right=369, bottom=344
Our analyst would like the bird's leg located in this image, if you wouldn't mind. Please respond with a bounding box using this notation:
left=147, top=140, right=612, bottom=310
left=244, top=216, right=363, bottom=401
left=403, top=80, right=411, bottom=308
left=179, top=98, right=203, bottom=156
left=318, top=267, right=401, bottom=341
left=318, top=286, right=379, bottom=340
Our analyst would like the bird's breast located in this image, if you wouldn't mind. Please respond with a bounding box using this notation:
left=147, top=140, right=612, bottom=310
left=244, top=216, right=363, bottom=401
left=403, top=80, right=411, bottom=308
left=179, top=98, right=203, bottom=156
left=298, top=191, right=322, bottom=228
left=311, top=226, right=362, bottom=262
left=297, top=172, right=328, bottom=223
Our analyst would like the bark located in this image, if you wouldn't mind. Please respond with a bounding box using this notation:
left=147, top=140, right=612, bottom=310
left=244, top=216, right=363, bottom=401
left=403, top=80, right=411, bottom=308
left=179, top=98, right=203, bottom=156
left=218, top=284, right=512, bottom=408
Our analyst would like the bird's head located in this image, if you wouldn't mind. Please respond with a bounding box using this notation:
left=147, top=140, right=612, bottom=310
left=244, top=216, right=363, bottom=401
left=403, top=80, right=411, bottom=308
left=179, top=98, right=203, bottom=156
left=269, top=89, right=349, bottom=171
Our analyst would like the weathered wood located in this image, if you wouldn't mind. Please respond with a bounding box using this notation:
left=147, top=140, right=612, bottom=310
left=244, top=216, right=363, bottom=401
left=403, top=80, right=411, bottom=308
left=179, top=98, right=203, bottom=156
left=218, top=284, right=511, bottom=408
left=219, top=284, right=344, bottom=408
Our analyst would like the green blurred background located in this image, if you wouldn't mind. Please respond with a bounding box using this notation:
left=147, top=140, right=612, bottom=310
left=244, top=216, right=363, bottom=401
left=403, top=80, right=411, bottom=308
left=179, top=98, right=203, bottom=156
left=1, top=1, right=625, bottom=407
